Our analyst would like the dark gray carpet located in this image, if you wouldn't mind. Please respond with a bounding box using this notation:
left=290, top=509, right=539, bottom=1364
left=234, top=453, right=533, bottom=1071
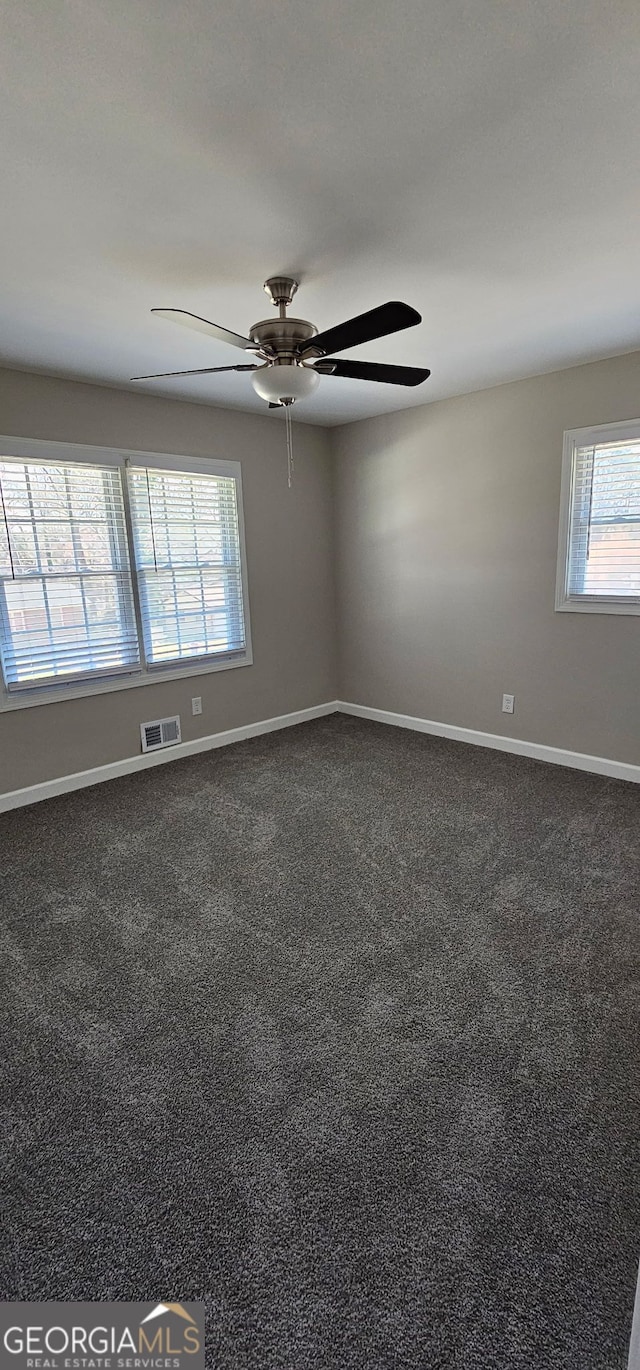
left=1, top=713, right=638, bottom=1369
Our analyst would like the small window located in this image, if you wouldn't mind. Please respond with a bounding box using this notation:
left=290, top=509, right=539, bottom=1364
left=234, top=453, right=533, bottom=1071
left=556, top=421, right=640, bottom=615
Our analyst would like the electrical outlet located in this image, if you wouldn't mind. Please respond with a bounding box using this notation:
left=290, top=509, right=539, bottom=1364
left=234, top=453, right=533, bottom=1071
left=191, top=696, right=202, bottom=716
left=502, top=693, right=515, bottom=714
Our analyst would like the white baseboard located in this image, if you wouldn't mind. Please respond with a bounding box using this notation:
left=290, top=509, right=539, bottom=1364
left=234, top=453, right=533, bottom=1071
left=337, top=701, right=640, bottom=785
left=3, top=696, right=638, bottom=813
left=0, top=701, right=340, bottom=813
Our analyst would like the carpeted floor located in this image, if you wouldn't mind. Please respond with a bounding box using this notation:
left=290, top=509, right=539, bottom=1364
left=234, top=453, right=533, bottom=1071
left=0, top=713, right=638, bottom=1369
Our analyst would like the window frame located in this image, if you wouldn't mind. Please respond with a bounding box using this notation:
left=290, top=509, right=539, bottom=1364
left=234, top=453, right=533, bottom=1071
left=0, top=436, right=253, bottom=712
left=556, top=418, right=640, bottom=616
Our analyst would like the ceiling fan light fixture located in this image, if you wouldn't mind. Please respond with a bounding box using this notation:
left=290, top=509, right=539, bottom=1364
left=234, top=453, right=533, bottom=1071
left=250, top=363, right=320, bottom=406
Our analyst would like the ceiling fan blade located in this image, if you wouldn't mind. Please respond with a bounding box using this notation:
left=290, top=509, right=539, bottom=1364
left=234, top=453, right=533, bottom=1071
left=268, top=402, right=283, bottom=409
left=151, top=308, right=255, bottom=351
left=302, top=302, right=421, bottom=358
left=314, top=359, right=430, bottom=387
left=130, top=364, right=258, bottom=381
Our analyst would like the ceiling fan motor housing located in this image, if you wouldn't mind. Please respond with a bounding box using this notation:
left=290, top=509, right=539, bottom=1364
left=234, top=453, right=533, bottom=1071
left=249, top=316, right=318, bottom=357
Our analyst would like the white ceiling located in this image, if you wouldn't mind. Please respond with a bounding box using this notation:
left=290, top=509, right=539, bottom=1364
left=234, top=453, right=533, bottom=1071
left=1, top=0, right=640, bottom=427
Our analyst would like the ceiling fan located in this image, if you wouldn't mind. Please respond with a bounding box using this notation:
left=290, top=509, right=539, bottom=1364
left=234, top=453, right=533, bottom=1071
left=131, top=277, right=431, bottom=410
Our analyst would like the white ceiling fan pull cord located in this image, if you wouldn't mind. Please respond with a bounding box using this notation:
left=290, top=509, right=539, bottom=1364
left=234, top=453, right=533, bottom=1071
left=285, top=402, right=294, bottom=487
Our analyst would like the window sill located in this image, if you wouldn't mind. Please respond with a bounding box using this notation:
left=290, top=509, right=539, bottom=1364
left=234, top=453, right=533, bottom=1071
left=555, top=596, right=640, bottom=616
left=0, top=650, right=253, bottom=712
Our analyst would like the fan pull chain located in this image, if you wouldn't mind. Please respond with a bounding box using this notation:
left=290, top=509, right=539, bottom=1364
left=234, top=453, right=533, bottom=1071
left=285, top=402, right=294, bottom=487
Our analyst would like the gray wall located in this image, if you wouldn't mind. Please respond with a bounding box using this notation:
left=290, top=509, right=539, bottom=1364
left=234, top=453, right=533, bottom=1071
left=0, top=368, right=336, bottom=791
left=4, top=347, right=640, bottom=794
left=333, top=350, right=640, bottom=766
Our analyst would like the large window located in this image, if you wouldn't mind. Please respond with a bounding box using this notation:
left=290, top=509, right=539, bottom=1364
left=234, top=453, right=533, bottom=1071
left=0, top=439, right=251, bottom=705
left=556, top=421, right=640, bottom=615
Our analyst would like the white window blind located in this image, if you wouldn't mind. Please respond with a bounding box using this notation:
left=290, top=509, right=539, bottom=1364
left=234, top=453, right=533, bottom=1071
left=0, top=457, right=139, bottom=691
left=127, top=464, right=246, bottom=667
left=557, top=424, right=640, bottom=613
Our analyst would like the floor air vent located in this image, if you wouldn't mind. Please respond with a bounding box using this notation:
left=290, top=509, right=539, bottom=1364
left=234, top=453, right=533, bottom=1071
left=141, top=715, right=182, bottom=753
